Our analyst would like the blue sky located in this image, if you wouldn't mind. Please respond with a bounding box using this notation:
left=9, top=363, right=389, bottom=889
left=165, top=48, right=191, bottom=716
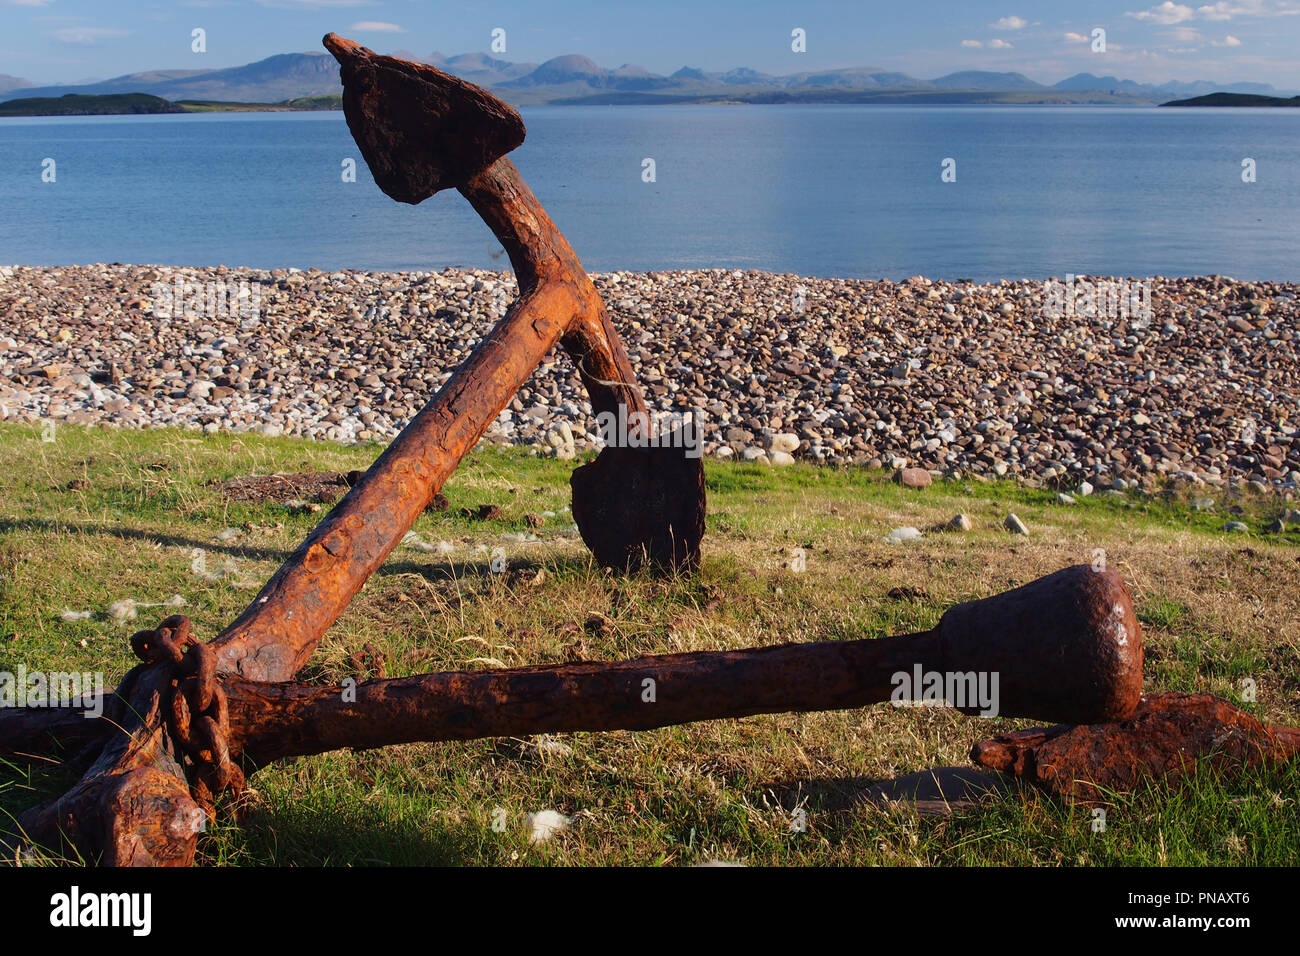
left=2, top=0, right=1299, bottom=87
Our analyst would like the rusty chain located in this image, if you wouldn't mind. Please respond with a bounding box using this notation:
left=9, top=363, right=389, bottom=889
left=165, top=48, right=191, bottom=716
left=130, top=614, right=245, bottom=812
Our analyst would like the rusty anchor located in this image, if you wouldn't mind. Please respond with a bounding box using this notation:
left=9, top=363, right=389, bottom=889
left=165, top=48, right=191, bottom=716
left=9, top=37, right=1277, bottom=869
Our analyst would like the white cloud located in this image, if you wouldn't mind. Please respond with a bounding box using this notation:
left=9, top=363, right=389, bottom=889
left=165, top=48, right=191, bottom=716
left=961, top=39, right=984, bottom=48
left=1165, top=25, right=1205, bottom=39
left=1197, top=1, right=1300, bottom=19
left=5, top=1, right=57, bottom=7
left=989, top=38, right=1015, bottom=48
left=1127, top=2, right=1196, bottom=23
left=1064, top=31, right=1090, bottom=41
left=1196, top=1, right=1238, bottom=17
left=348, top=20, right=403, bottom=32
left=1213, top=32, right=1245, bottom=42
left=50, top=27, right=132, bottom=44
left=1128, top=0, right=1299, bottom=22
left=993, top=15, right=1028, bottom=29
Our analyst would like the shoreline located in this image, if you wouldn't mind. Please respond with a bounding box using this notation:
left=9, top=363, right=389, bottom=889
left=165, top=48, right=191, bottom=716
left=1, top=263, right=1297, bottom=491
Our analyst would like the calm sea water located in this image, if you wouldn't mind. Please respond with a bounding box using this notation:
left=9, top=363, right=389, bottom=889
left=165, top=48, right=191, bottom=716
left=1, top=106, right=1297, bottom=280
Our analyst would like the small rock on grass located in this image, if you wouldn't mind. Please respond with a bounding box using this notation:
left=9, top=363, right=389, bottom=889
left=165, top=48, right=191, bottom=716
left=947, top=513, right=972, bottom=532
left=1264, top=518, right=1285, bottom=534
left=768, top=433, right=800, bottom=454
left=895, top=467, right=932, bottom=489
left=1057, top=493, right=1076, bottom=505
left=1222, top=521, right=1249, bottom=533
left=1004, top=514, right=1029, bottom=535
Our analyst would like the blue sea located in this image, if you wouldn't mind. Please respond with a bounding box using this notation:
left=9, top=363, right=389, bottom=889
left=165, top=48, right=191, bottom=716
left=1, top=105, right=1297, bottom=280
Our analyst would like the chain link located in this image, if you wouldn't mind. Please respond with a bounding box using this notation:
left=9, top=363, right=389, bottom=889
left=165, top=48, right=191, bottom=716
left=130, top=614, right=245, bottom=812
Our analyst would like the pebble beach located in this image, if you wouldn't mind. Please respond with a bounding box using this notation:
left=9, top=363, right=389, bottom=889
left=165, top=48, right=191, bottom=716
left=2, top=263, right=1298, bottom=491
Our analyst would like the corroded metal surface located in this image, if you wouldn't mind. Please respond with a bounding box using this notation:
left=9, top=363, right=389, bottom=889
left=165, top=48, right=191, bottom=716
left=570, top=440, right=707, bottom=570
left=223, top=564, right=1143, bottom=765
left=972, top=691, right=1300, bottom=805
left=16, top=665, right=205, bottom=866
left=935, top=564, right=1143, bottom=724
left=324, top=33, right=525, bottom=201
left=12, top=38, right=709, bottom=865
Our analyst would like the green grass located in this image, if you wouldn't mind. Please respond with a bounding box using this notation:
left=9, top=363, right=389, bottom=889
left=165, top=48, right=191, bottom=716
left=1, top=421, right=1297, bottom=866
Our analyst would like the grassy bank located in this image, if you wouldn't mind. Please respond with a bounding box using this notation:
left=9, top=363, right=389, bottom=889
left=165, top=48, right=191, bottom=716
left=1, top=422, right=1297, bottom=865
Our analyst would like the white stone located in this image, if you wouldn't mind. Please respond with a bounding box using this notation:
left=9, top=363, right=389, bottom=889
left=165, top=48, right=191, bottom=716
left=769, top=433, right=801, bottom=454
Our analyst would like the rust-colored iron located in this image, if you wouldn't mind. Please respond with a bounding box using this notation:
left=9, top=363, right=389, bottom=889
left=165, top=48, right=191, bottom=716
left=972, top=692, right=1300, bottom=806
left=8, top=563, right=1146, bottom=864
left=0, top=40, right=1171, bottom=869
left=210, top=36, right=704, bottom=686
left=324, top=33, right=525, bottom=201
left=222, top=565, right=1142, bottom=765
left=6, top=36, right=707, bottom=866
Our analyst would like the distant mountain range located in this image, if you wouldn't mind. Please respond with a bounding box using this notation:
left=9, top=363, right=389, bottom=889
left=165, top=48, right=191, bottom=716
left=0, top=73, right=34, bottom=95
left=1, top=51, right=1295, bottom=107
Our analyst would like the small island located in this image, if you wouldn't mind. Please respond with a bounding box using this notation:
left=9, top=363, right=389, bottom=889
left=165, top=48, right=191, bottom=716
left=0, top=91, right=343, bottom=117
left=0, top=92, right=187, bottom=116
left=1162, top=91, right=1300, bottom=107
